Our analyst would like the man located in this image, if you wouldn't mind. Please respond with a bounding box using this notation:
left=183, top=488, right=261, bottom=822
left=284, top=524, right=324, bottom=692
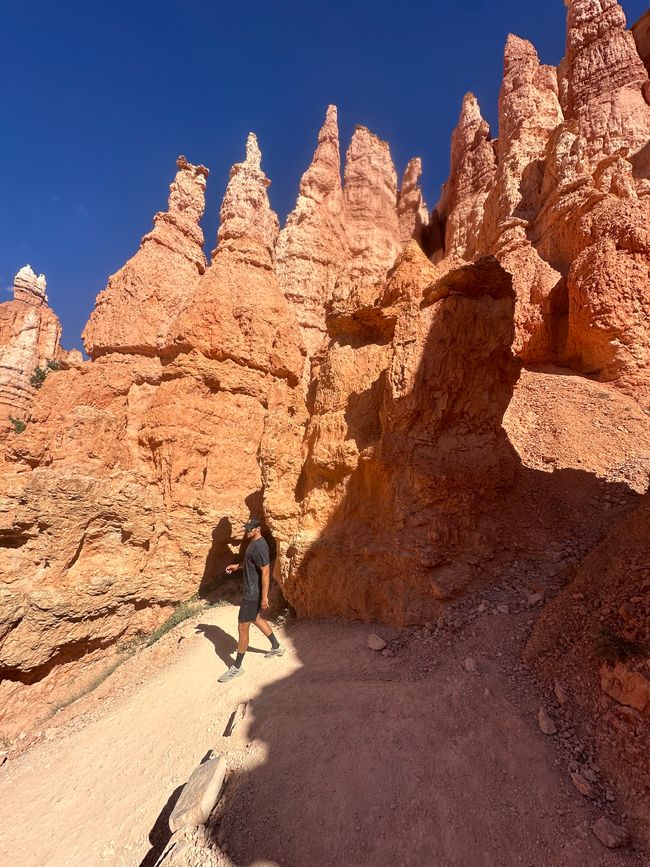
left=218, top=517, right=284, bottom=683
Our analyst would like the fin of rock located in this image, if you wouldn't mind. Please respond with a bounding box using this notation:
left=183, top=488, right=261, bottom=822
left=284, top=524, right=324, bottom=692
left=0, top=267, right=65, bottom=430
left=397, top=157, right=429, bottom=247
left=341, top=125, right=402, bottom=296
left=172, top=135, right=304, bottom=385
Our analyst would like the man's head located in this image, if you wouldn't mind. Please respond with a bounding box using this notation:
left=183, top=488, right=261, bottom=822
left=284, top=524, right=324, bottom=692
left=244, top=517, right=262, bottom=540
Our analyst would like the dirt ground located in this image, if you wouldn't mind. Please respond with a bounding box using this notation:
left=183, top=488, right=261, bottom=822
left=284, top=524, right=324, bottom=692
left=0, top=597, right=645, bottom=867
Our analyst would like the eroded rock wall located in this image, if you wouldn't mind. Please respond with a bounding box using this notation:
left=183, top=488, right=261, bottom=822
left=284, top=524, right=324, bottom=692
left=262, top=251, right=521, bottom=625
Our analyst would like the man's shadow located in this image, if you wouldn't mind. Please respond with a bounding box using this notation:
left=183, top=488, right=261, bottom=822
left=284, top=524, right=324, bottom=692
left=195, top=623, right=267, bottom=667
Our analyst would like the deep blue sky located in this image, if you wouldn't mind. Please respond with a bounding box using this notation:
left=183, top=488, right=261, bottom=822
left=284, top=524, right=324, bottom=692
left=1, top=0, right=648, bottom=350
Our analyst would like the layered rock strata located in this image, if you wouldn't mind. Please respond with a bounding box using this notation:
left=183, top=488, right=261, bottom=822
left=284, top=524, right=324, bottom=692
left=0, top=267, right=68, bottom=431
left=275, top=106, right=347, bottom=360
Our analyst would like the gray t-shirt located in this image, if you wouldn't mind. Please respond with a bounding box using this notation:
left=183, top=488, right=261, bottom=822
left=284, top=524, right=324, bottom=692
left=243, top=537, right=270, bottom=600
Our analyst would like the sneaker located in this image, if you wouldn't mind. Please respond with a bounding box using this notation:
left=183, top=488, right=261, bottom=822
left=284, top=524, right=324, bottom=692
left=218, top=664, right=244, bottom=683
left=265, top=644, right=285, bottom=658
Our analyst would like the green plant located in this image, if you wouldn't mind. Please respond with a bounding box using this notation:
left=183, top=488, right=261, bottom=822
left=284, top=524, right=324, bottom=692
left=8, top=416, right=26, bottom=434
left=46, top=359, right=62, bottom=371
left=145, top=600, right=203, bottom=647
left=595, top=627, right=645, bottom=665
left=30, top=367, right=47, bottom=389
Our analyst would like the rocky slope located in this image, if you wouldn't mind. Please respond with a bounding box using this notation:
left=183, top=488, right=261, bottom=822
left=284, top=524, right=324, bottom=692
left=0, top=2, right=648, bottom=800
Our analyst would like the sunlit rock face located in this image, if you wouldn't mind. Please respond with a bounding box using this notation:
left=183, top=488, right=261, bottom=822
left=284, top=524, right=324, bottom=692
left=436, top=1, right=650, bottom=406
left=82, top=156, right=209, bottom=358
left=0, top=266, right=69, bottom=433
left=0, top=144, right=305, bottom=734
left=276, top=109, right=426, bottom=371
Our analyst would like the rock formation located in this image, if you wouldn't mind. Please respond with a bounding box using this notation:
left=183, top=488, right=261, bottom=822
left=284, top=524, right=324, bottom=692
left=435, top=1, right=650, bottom=406
left=275, top=106, right=347, bottom=360
left=2, top=1, right=650, bottom=756
left=277, top=110, right=423, bottom=370
left=0, top=142, right=304, bottom=734
left=262, top=250, right=521, bottom=624
left=397, top=158, right=429, bottom=246
left=0, top=266, right=68, bottom=431
left=562, top=0, right=650, bottom=163
left=83, top=157, right=209, bottom=357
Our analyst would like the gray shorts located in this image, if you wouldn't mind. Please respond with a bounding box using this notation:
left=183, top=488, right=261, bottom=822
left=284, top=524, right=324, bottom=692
left=238, top=598, right=261, bottom=623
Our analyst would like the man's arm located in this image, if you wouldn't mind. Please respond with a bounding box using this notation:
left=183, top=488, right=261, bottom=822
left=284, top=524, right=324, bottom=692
left=225, top=562, right=242, bottom=574
left=261, top=564, right=270, bottom=609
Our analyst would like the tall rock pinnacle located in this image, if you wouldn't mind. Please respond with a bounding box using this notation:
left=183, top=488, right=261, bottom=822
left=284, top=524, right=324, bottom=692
left=0, top=267, right=65, bottom=429
left=439, top=93, right=498, bottom=261
left=83, top=156, right=208, bottom=358
left=276, top=106, right=347, bottom=359
left=12, top=266, right=48, bottom=306
left=216, top=132, right=280, bottom=268
left=342, top=125, right=402, bottom=292
left=397, top=158, right=429, bottom=246
left=563, top=0, right=650, bottom=160
left=172, top=135, right=303, bottom=383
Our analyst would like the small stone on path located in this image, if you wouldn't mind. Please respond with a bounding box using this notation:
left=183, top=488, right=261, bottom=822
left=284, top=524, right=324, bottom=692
left=464, top=657, right=479, bottom=674
left=367, top=633, right=387, bottom=651
left=527, top=593, right=544, bottom=608
left=496, top=604, right=509, bottom=615
left=591, top=817, right=629, bottom=849
left=538, top=706, right=557, bottom=735
left=570, top=771, right=594, bottom=798
left=553, top=680, right=568, bottom=706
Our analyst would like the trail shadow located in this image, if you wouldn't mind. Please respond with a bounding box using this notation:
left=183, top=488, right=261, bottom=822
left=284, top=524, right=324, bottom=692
left=138, top=784, right=183, bottom=867
left=195, top=623, right=267, bottom=667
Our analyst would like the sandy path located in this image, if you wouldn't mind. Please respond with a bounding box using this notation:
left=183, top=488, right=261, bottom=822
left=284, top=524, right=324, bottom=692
left=0, top=604, right=642, bottom=867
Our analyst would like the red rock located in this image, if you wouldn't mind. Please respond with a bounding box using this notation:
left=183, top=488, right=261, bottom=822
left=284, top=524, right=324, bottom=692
left=83, top=156, right=208, bottom=357
left=439, top=93, right=497, bottom=262
left=592, top=816, right=629, bottom=849
left=397, top=157, right=429, bottom=247
left=342, top=125, right=402, bottom=293
left=276, top=105, right=347, bottom=360
left=563, top=0, right=650, bottom=162
left=262, top=254, right=520, bottom=624
left=600, top=662, right=650, bottom=716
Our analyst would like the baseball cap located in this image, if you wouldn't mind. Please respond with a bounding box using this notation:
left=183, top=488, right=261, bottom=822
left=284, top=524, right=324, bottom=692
left=244, top=517, right=262, bottom=531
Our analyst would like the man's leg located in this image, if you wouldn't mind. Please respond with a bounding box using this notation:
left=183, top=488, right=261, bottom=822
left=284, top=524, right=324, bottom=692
left=254, top=613, right=284, bottom=657
left=217, top=610, right=251, bottom=682
left=235, top=621, right=250, bottom=668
